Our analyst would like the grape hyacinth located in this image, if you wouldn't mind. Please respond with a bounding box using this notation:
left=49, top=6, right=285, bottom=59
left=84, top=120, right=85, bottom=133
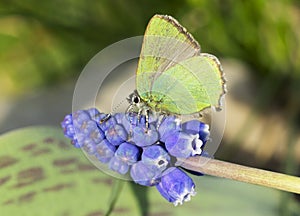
left=156, top=167, right=196, bottom=206
left=61, top=108, right=210, bottom=205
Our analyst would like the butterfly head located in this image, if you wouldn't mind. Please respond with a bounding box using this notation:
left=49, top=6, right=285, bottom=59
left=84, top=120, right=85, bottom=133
left=126, top=90, right=149, bottom=114
left=127, top=90, right=141, bottom=105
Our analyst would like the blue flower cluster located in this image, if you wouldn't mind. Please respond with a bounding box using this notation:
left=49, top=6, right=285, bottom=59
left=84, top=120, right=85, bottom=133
left=61, top=108, right=210, bottom=206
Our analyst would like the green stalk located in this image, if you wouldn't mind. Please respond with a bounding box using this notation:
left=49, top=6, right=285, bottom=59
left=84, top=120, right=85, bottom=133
left=180, top=156, right=300, bottom=194
left=105, top=179, right=125, bottom=216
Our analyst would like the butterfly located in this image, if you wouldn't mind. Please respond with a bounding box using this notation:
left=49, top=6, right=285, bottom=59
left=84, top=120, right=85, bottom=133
left=127, top=14, right=226, bottom=119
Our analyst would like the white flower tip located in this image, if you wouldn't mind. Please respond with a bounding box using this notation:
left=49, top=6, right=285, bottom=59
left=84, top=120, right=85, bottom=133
left=204, top=124, right=210, bottom=131
left=174, top=118, right=181, bottom=126
left=173, top=201, right=179, bottom=206
left=173, top=188, right=197, bottom=206
left=191, top=135, right=203, bottom=156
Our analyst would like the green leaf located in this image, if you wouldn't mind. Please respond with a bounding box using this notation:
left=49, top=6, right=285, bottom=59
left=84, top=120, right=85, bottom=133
left=1, top=126, right=299, bottom=215
left=0, top=126, right=140, bottom=216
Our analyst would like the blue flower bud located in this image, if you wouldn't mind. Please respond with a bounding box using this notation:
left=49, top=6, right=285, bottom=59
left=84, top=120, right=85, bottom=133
left=65, top=124, right=75, bottom=138
left=62, top=108, right=207, bottom=202
left=156, top=168, right=196, bottom=206
left=142, top=145, right=170, bottom=172
left=134, top=113, right=158, bottom=126
left=86, top=108, right=101, bottom=119
left=182, top=120, right=210, bottom=143
left=71, top=139, right=81, bottom=148
left=114, top=113, right=134, bottom=135
left=72, top=110, right=91, bottom=129
left=88, top=126, right=105, bottom=144
left=199, top=123, right=210, bottom=144
left=109, top=156, right=129, bottom=175
left=78, top=120, right=98, bottom=134
left=82, top=138, right=96, bottom=155
left=105, top=124, right=127, bottom=146
left=98, top=115, right=117, bottom=131
left=129, top=113, right=145, bottom=126
left=62, top=114, right=73, bottom=126
left=72, top=132, right=85, bottom=147
left=114, top=113, right=126, bottom=124
left=94, top=139, right=116, bottom=163
left=130, top=161, right=161, bottom=186
left=148, top=113, right=159, bottom=125
left=158, top=116, right=181, bottom=142
left=61, top=114, right=72, bottom=129
left=61, top=114, right=75, bottom=139
left=86, top=108, right=109, bottom=127
left=165, top=132, right=203, bottom=158
left=115, top=142, right=140, bottom=165
left=132, top=124, right=159, bottom=147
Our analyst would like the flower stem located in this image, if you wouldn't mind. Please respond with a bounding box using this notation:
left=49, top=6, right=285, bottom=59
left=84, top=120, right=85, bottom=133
left=179, top=156, right=300, bottom=194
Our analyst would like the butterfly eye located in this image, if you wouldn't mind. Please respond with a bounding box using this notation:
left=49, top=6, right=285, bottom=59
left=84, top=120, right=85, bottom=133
left=132, top=95, right=140, bottom=104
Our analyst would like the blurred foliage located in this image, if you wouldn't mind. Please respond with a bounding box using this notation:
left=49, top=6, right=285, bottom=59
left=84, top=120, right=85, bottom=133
left=0, top=0, right=299, bottom=98
left=183, top=0, right=300, bottom=78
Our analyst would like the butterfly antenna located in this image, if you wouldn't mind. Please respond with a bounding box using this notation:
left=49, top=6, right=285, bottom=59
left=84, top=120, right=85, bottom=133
left=111, top=99, right=127, bottom=113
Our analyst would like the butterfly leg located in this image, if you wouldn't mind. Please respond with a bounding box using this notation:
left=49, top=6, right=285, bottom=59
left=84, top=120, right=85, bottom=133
left=145, top=109, right=150, bottom=132
left=125, top=105, right=136, bottom=138
left=156, top=114, right=166, bottom=130
left=137, top=108, right=143, bottom=123
left=126, top=104, right=134, bottom=115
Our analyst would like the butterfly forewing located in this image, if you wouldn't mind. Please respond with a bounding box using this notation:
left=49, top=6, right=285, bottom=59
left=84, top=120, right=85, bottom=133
left=136, top=15, right=201, bottom=99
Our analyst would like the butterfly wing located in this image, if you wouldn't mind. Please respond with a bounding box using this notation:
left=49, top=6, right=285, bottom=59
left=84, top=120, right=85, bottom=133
left=136, top=14, right=201, bottom=98
left=136, top=14, right=226, bottom=114
left=150, top=54, right=226, bottom=114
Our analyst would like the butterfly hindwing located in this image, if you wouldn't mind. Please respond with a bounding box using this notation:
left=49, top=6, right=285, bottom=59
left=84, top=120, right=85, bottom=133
left=150, top=54, right=225, bottom=114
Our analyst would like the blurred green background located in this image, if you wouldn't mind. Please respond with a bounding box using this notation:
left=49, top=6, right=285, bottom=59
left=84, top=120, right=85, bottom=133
left=0, top=0, right=300, bottom=215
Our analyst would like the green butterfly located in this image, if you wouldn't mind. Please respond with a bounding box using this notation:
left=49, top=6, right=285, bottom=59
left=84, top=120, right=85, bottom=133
left=128, top=14, right=226, bottom=116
